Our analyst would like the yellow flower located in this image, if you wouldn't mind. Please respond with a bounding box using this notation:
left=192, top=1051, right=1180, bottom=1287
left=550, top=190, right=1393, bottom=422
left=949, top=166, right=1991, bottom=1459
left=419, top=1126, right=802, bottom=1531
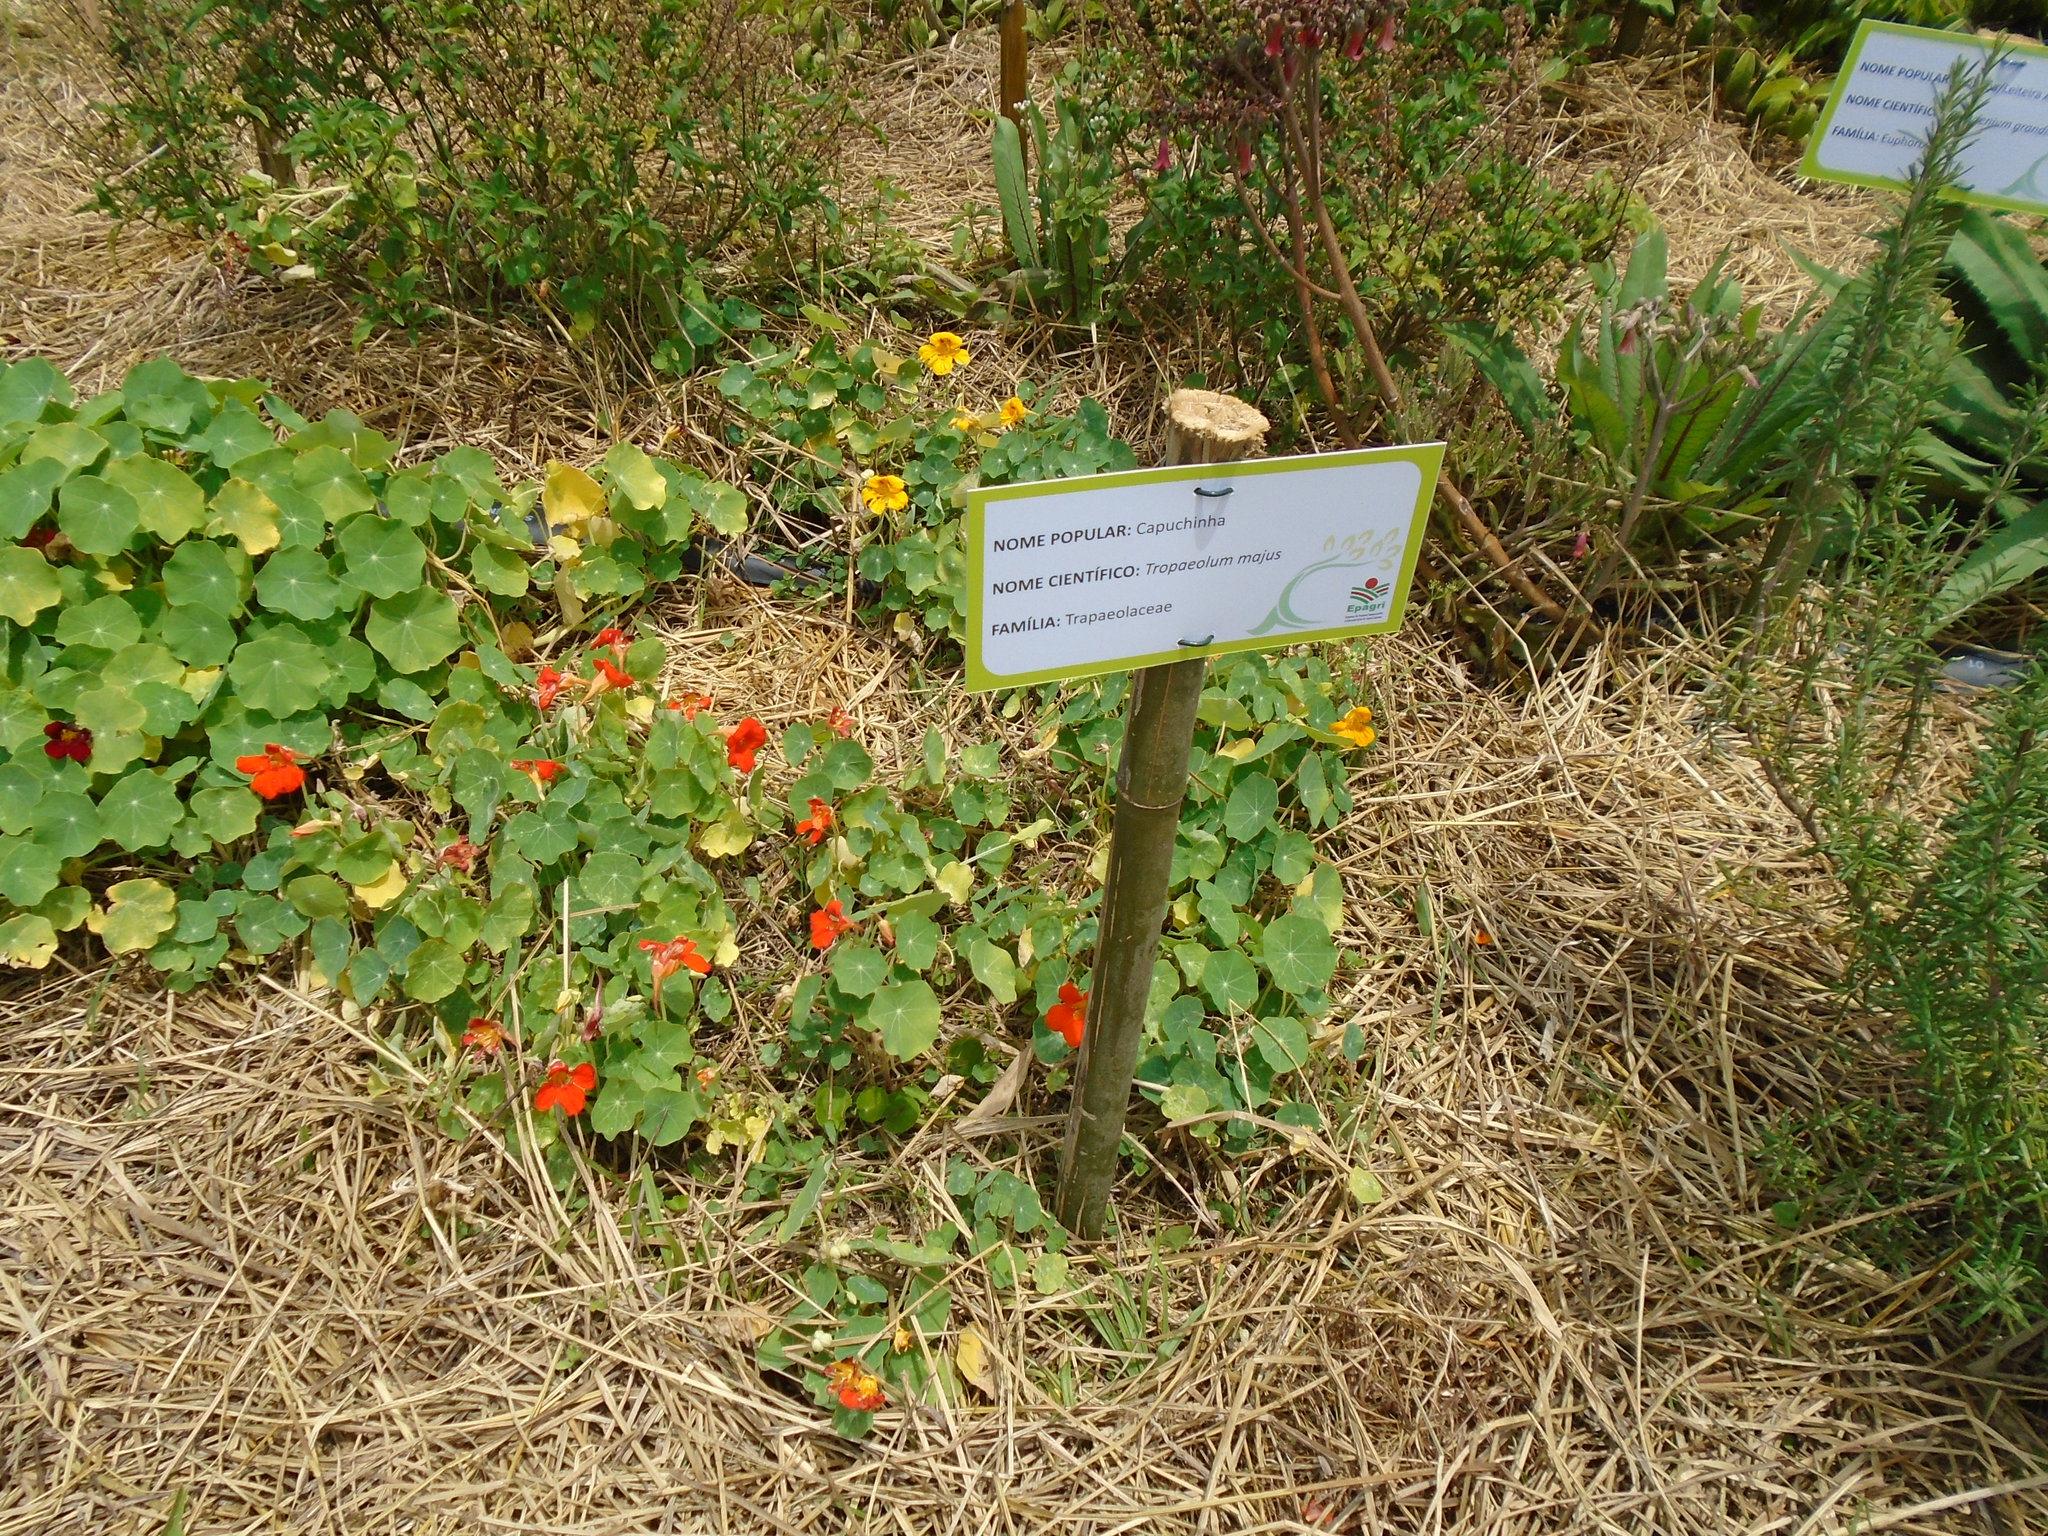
left=918, top=331, right=971, bottom=375
left=1331, top=705, right=1377, bottom=750
left=949, top=409, right=980, bottom=431
left=861, top=473, right=909, bottom=515
left=999, top=396, right=1030, bottom=429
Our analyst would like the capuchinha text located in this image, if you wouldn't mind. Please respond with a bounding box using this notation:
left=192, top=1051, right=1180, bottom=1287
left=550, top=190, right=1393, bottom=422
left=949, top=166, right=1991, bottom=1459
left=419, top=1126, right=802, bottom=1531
left=987, top=514, right=1224, bottom=553
left=988, top=602, right=1172, bottom=635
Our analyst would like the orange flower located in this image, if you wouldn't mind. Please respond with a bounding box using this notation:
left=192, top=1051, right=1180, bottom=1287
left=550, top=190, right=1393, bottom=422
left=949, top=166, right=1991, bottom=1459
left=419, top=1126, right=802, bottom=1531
left=535, top=1060, right=596, bottom=1116
left=439, top=837, right=481, bottom=873
left=640, top=935, right=712, bottom=1009
left=237, top=743, right=306, bottom=800
left=1474, top=928, right=1494, bottom=946
left=1046, top=981, right=1088, bottom=1049
left=512, top=758, right=564, bottom=791
left=726, top=716, right=768, bottom=773
left=461, top=1017, right=505, bottom=1056
left=810, top=899, right=855, bottom=952
left=998, top=396, right=1030, bottom=429
left=586, top=657, right=634, bottom=698
left=666, top=692, right=713, bottom=720
left=826, top=1357, right=887, bottom=1411
left=535, top=666, right=578, bottom=709
left=795, top=798, right=834, bottom=846
left=826, top=704, right=854, bottom=738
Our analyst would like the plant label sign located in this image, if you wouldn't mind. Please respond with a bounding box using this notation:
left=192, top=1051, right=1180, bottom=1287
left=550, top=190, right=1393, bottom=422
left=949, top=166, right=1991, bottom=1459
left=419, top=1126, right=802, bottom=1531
left=1803, top=21, right=2048, bottom=214
left=964, top=443, right=1443, bottom=690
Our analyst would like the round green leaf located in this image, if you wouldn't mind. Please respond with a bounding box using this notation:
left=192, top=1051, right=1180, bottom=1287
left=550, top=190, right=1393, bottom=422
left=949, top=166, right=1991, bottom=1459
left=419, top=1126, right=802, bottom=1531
left=31, top=791, right=101, bottom=859
left=286, top=873, right=351, bottom=920
left=234, top=894, right=308, bottom=956
left=502, top=801, right=578, bottom=864
left=55, top=594, right=143, bottom=651
left=469, top=541, right=529, bottom=597
left=0, top=458, right=67, bottom=540
left=96, top=769, right=184, bottom=851
left=292, top=445, right=376, bottom=519
left=97, top=878, right=178, bottom=955
left=192, top=400, right=275, bottom=468
left=1202, top=947, right=1259, bottom=1013
left=53, top=481, right=137, bottom=561
left=190, top=786, right=261, bottom=844
left=577, top=851, right=643, bottom=908
left=402, top=937, right=467, bottom=1002
left=156, top=603, right=238, bottom=665
left=0, top=764, right=41, bottom=835
left=104, top=456, right=206, bottom=541
left=0, top=547, right=62, bottom=624
left=229, top=629, right=332, bottom=718
left=867, top=978, right=942, bottom=1060
left=72, top=685, right=147, bottom=739
left=365, top=587, right=461, bottom=673
left=105, top=642, right=188, bottom=690
left=162, top=540, right=250, bottom=613
left=337, top=515, right=427, bottom=599
left=1259, top=913, right=1338, bottom=996
left=1223, top=772, right=1280, bottom=842
left=21, top=422, right=107, bottom=474
left=831, top=942, right=890, bottom=998
left=254, top=547, right=345, bottom=620
left=131, top=681, right=199, bottom=736
left=892, top=909, right=940, bottom=972
left=1251, top=1015, right=1312, bottom=1074
left=0, top=836, right=62, bottom=907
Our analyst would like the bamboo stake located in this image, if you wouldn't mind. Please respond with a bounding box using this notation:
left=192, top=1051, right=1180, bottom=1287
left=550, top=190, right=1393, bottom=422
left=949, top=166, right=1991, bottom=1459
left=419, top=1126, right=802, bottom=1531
left=1000, top=1, right=1027, bottom=128
left=1054, top=389, right=1270, bottom=1239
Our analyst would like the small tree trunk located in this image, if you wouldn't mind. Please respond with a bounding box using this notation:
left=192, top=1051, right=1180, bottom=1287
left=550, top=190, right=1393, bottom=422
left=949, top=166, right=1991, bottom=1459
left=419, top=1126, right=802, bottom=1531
left=1614, top=2, right=1649, bottom=56
left=1053, top=389, right=1270, bottom=1240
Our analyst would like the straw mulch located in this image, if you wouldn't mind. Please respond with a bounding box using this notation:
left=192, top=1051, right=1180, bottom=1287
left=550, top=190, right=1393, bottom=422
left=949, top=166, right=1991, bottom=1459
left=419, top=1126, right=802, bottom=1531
left=5, top=612, right=2047, bottom=1535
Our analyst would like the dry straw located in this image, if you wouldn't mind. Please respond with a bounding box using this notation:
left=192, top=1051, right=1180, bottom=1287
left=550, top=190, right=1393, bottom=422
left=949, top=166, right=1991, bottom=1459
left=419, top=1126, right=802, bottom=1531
left=3, top=10, right=2048, bottom=1533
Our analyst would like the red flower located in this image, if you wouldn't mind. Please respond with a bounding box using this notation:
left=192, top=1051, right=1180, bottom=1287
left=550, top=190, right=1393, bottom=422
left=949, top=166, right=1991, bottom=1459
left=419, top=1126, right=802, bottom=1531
left=1235, top=137, right=1254, bottom=175
left=827, top=705, right=855, bottom=738
left=1377, top=13, right=1399, bottom=50
left=1572, top=529, right=1591, bottom=560
left=666, top=692, right=713, bottom=720
left=1343, top=20, right=1367, bottom=58
left=795, top=798, right=834, bottom=846
left=1297, top=26, right=1323, bottom=48
left=810, top=899, right=855, bottom=952
left=1154, top=135, right=1173, bottom=172
left=640, top=935, right=712, bottom=1008
left=512, top=758, right=564, bottom=789
left=536, top=666, right=579, bottom=708
left=826, top=1357, right=886, bottom=1412
left=1264, top=19, right=1284, bottom=55
left=43, top=721, right=92, bottom=765
left=461, top=1018, right=506, bottom=1056
left=535, top=1060, right=596, bottom=1116
left=237, top=743, right=306, bottom=800
left=439, top=837, right=481, bottom=873
left=592, top=627, right=630, bottom=664
left=726, top=716, right=768, bottom=773
left=586, top=656, right=634, bottom=699
left=1047, top=981, right=1088, bottom=1049
left=23, top=525, right=62, bottom=552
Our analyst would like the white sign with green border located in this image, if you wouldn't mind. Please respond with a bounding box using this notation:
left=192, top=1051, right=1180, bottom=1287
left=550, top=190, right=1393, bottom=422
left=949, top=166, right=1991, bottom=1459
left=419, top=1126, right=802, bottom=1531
left=1802, top=21, right=2048, bottom=212
left=964, top=443, right=1443, bottom=691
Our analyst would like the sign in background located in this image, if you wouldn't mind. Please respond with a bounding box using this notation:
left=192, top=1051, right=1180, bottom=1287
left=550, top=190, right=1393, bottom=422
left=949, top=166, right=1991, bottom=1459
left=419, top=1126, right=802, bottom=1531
left=963, top=443, right=1444, bottom=691
left=1802, top=21, right=2048, bottom=213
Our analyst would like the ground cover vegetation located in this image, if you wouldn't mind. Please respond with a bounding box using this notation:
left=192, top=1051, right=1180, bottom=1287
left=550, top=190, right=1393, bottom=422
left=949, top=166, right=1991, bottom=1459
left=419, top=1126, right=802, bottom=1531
left=9, top=0, right=2048, bottom=1488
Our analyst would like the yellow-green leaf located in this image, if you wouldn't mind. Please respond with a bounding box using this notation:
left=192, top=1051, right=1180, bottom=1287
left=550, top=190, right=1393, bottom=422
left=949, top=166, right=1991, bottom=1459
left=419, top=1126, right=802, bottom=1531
left=0, top=914, right=58, bottom=969
left=544, top=461, right=604, bottom=527
left=91, top=878, right=178, bottom=955
left=207, top=478, right=282, bottom=555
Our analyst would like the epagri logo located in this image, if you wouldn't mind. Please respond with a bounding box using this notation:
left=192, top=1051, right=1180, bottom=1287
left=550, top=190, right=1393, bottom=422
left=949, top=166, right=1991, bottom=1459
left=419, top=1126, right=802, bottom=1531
left=1346, top=575, right=1391, bottom=618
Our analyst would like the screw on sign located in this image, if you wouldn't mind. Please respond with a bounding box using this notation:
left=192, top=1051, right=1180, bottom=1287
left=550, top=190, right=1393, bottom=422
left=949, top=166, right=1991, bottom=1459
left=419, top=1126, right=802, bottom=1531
left=960, top=388, right=1439, bottom=1237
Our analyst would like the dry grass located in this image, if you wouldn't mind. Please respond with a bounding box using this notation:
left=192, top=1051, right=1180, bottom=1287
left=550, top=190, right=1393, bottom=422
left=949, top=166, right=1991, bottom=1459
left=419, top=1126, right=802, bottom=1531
left=6, top=627, right=2048, bottom=1535
left=6, top=6, right=2048, bottom=1532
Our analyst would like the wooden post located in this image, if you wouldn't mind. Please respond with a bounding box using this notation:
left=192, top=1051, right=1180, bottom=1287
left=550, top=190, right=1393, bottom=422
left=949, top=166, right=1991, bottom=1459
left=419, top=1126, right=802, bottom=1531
left=1000, top=1, right=1028, bottom=127
left=1054, top=390, right=1270, bottom=1240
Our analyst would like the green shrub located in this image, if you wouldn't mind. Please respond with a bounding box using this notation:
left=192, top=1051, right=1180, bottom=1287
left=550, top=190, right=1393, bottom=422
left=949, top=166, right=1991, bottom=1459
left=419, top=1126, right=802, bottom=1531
left=90, top=0, right=848, bottom=337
